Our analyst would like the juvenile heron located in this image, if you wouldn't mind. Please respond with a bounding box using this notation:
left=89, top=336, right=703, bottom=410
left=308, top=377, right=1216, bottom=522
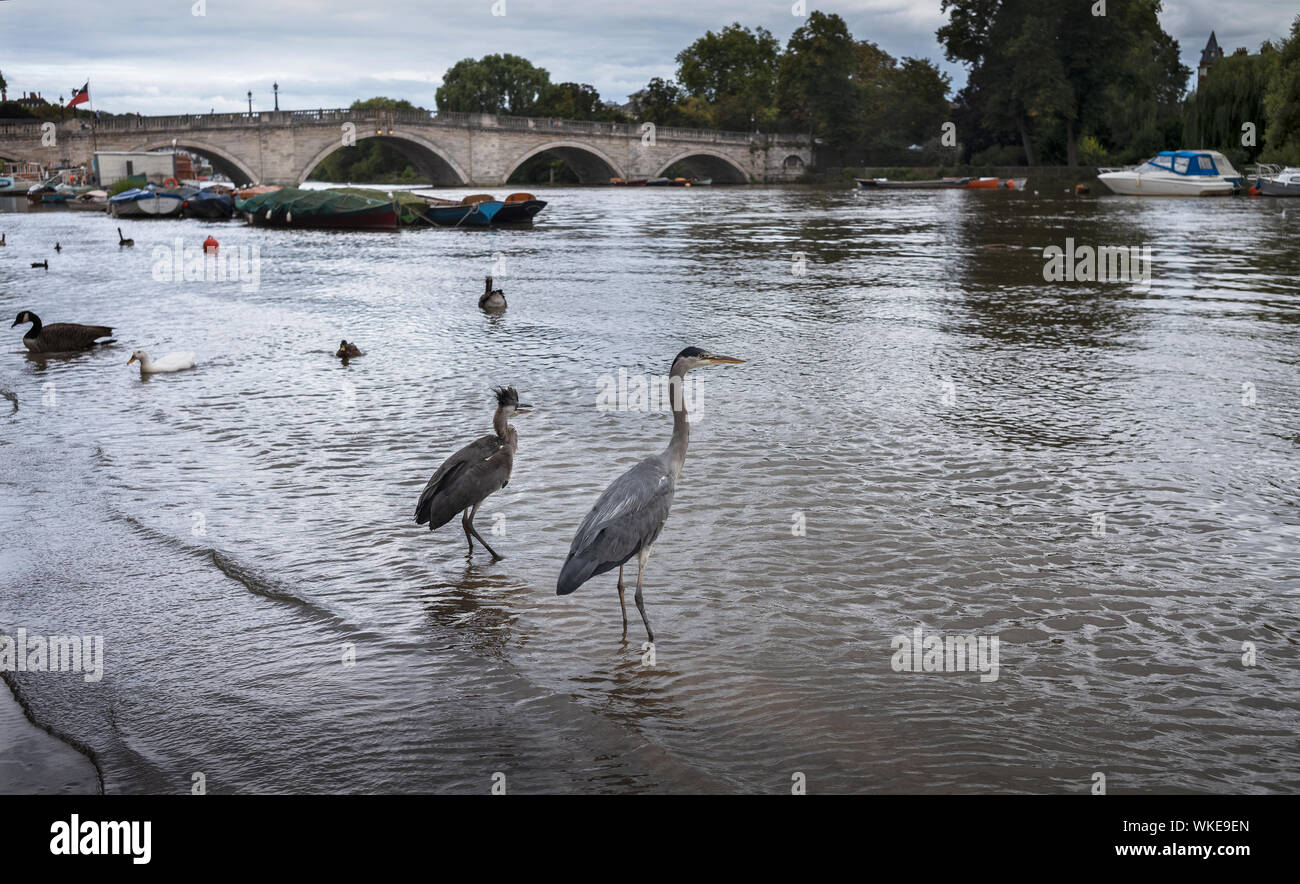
left=556, top=347, right=743, bottom=641
left=414, top=386, right=532, bottom=559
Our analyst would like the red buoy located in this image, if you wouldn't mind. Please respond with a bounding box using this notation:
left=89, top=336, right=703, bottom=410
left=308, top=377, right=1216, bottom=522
left=203, top=236, right=219, bottom=254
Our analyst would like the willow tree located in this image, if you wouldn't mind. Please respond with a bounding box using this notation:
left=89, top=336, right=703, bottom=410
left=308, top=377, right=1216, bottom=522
left=1264, top=16, right=1300, bottom=163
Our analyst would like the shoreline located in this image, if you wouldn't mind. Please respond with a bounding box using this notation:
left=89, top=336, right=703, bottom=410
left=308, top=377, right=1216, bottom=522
left=0, top=674, right=101, bottom=795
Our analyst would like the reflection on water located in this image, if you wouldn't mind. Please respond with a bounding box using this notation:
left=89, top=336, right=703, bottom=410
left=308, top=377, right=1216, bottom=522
left=0, top=186, right=1296, bottom=793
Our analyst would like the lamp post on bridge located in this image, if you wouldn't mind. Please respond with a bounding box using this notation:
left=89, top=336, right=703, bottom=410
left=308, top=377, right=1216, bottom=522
left=247, top=90, right=252, bottom=116
left=273, top=82, right=279, bottom=112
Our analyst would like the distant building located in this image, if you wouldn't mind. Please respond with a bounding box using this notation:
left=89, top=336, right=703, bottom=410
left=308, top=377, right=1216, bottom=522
left=93, top=151, right=180, bottom=187
left=14, top=91, right=51, bottom=109
left=1198, top=31, right=1257, bottom=86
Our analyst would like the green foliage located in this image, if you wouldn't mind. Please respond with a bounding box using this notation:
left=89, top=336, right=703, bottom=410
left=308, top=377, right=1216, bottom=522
left=435, top=54, right=550, bottom=115
left=1184, top=47, right=1277, bottom=161
left=676, top=23, right=780, bottom=129
left=108, top=176, right=147, bottom=196
left=1263, top=16, right=1300, bottom=163
left=938, top=0, right=1189, bottom=165
left=534, top=82, right=623, bottom=121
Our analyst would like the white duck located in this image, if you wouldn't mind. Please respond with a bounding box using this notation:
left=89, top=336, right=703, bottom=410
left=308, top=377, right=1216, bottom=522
left=128, top=349, right=196, bottom=374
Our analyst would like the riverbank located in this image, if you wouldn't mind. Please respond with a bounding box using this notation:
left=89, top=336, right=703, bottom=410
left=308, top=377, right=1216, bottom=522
left=800, top=164, right=1101, bottom=190
left=0, top=674, right=100, bottom=794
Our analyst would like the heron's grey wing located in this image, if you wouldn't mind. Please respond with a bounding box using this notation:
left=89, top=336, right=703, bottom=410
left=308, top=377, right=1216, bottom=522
left=556, top=457, right=676, bottom=595
left=414, top=433, right=501, bottom=528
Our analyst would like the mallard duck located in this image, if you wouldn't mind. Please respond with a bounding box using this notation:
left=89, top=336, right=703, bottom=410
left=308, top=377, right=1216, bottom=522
left=118, top=228, right=134, bottom=247
left=336, top=340, right=362, bottom=358
left=127, top=349, right=196, bottom=374
left=11, top=311, right=113, bottom=353
left=479, top=276, right=506, bottom=312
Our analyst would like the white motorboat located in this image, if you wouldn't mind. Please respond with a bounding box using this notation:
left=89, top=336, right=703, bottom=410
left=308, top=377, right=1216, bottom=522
left=1255, top=164, right=1300, bottom=197
left=1097, top=150, right=1244, bottom=196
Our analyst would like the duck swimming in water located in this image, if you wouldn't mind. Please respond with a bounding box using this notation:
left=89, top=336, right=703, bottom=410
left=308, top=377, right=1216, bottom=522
left=336, top=340, right=362, bottom=358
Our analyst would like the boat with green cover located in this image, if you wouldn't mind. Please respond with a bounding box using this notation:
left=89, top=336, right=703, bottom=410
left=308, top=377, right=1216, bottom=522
left=235, top=187, right=399, bottom=230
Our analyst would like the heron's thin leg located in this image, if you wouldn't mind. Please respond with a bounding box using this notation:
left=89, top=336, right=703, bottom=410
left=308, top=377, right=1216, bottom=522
left=461, top=508, right=474, bottom=554
left=617, top=565, right=627, bottom=634
left=466, top=501, right=502, bottom=559
left=634, top=549, right=654, bottom=643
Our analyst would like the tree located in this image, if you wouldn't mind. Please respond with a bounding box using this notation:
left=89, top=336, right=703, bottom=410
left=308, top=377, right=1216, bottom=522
left=777, top=11, right=859, bottom=147
left=1264, top=16, right=1300, bottom=163
left=534, top=82, right=623, bottom=121
left=939, top=0, right=1187, bottom=166
left=1184, top=46, right=1276, bottom=164
left=675, top=23, right=780, bottom=129
left=436, top=54, right=550, bottom=115
left=628, top=77, right=688, bottom=127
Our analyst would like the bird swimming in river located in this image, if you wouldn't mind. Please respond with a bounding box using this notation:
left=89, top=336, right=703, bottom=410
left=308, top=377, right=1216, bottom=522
left=54, top=242, right=61, bottom=253
left=11, top=310, right=113, bottom=353
left=336, top=340, right=362, bottom=359
left=479, top=276, right=506, bottom=312
left=31, top=260, right=47, bottom=270
left=127, top=349, right=196, bottom=374
left=0, top=233, right=6, bottom=246
left=118, top=227, right=133, bottom=247
left=414, top=386, right=531, bottom=559
left=556, top=347, right=744, bottom=642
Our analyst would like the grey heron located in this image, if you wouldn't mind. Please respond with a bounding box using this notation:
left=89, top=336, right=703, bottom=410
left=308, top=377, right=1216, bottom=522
left=414, top=386, right=532, bottom=559
left=479, top=276, right=506, bottom=312
left=556, top=347, right=744, bottom=641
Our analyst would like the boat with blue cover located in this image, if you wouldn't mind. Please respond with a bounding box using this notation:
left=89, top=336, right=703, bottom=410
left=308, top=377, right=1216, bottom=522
left=1097, top=150, right=1244, bottom=196
left=110, top=187, right=184, bottom=217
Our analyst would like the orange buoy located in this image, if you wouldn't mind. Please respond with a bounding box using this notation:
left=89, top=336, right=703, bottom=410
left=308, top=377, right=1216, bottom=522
left=163, top=177, right=180, bottom=188
left=203, top=236, right=219, bottom=254
left=1074, top=183, right=1091, bottom=196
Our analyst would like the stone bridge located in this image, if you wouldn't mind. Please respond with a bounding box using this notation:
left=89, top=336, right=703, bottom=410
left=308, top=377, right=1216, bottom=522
left=0, top=107, right=812, bottom=186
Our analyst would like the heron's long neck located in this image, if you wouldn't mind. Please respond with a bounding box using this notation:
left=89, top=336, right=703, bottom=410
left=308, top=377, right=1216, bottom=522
left=664, top=365, right=690, bottom=477
left=492, top=405, right=510, bottom=440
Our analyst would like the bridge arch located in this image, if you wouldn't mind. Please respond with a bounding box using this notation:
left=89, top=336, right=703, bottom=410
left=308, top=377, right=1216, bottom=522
left=505, top=141, right=625, bottom=184
left=296, top=132, right=469, bottom=186
left=655, top=149, right=750, bottom=184
left=133, top=139, right=259, bottom=186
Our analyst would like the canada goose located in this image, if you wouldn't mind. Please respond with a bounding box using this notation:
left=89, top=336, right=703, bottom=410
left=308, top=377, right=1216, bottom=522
left=118, top=227, right=133, bottom=247
left=31, top=260, right=47, bottom=270
left=479, top=275, right=506, bottom=312
left=127, top=349, right=196, bottom=374
left=0, top=233, right=6, bottom=246
left=11, top=311, right=113, bottom=353
left=336, top=340, right=362, bottom=358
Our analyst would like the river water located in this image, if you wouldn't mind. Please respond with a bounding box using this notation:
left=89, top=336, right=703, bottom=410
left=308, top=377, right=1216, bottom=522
left=1, top=185, right=1297, bottom=794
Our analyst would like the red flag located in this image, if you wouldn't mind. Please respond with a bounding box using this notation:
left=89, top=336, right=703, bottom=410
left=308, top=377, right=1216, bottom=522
left=67, top=82, right=90, bottom=108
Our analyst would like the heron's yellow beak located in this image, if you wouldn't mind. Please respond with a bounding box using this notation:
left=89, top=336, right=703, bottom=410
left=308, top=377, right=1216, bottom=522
left=127, top=356, right=137, bottom=365
left=515, top=404, right=534, bottom=414
left=703, top=354, right=744, bottom=365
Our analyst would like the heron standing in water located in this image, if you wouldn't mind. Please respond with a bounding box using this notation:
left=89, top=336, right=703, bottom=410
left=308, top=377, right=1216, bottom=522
left=556, top=347, right=744, bottom=641
left=415, top=386, right=532, bottom=559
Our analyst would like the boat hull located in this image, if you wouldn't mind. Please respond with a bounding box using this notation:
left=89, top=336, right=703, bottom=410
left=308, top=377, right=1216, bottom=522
left=1096, top=172, right=1234, bottom=196
left=246, top=208, right=399, bottom=230
left=426, top=201, right=503, bottom=227
left=856, top=177, right=969, bottom=189
left=493, top=199, right=547, bottom=223
left=1260, top=178, right=1300, bottom=197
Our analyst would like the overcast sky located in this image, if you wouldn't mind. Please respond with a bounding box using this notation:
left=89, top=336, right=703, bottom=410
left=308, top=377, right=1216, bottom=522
left=1, top=1, right=1295, bottom=115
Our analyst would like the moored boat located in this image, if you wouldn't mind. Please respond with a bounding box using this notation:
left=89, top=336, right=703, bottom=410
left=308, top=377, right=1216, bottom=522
left=856, top=177, right=970, bottom=189
left=235, top=186, right=399, bottom=230
left=1, top=161, right=48, bottom=194
left=964, top=177, right=1001, bottom=189
left=416, top=193, right=504, bottom=227
left=183, top=188, right=235, bottom=219
left=109, top=187, right=184, bottom=217
left=1097, top=150, right=1243, bottom=196
left=1256, top=165, right=1300, bottom=197
left=610, top=177, right=648, bottom=186
left=493, top=192, right=547, bottom=224
left=66, top=190, right=109, bottom=212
